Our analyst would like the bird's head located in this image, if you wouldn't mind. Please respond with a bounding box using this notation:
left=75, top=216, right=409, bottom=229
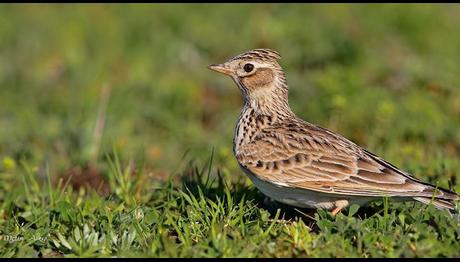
left=208, top=49, right=289, bottom=104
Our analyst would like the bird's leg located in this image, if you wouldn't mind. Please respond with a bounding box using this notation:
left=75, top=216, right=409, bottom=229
left=331, top=206, right=343, bottom=216
left=263, top=196, right=277, bottom=209
left=263, top=196, right=271, bottom=206
left=263, top=196, right=283, bottom=214
left=331, top=200, right=349, bottom=216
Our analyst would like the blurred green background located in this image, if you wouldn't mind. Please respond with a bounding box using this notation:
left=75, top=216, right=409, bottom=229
left=1, top=3, right=460, bottom=190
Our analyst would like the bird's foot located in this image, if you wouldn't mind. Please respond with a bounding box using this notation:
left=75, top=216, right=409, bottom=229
left=331, top=200, right=349, bottom=216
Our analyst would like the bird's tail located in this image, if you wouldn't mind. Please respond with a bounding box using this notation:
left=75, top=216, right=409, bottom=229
left=413, top=196, right=458, bottom=210
left=413, top=186, right=460, bottom=210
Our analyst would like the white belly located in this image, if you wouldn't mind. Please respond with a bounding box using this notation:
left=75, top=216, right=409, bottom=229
left=241, top=167, right=374, bottom=210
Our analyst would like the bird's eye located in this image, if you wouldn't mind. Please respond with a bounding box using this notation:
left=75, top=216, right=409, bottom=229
left=243, top=63, right=254, bottom=73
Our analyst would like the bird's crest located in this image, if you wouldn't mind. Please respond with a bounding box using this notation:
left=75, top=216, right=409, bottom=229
left=230, top=49, right=281, bottom=62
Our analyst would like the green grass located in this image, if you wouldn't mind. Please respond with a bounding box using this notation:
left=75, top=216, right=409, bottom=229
left=1, top=3, right=460, bottom=257
left=1, top=152, right=459, bottom=257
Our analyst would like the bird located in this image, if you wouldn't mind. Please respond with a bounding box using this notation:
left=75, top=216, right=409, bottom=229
left=208, top=48, right=459, bottom=216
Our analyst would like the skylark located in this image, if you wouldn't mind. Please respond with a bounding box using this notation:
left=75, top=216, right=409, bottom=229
left=208, top=49, right=459, bottom=215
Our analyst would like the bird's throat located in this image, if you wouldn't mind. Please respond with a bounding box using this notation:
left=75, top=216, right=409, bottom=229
left=233, top=98, right=294, bottom=155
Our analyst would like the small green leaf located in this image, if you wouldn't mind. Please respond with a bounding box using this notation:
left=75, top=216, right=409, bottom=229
left=56, top=232, right=72, bottom=251
left=348, top=204, right=360, bottom=217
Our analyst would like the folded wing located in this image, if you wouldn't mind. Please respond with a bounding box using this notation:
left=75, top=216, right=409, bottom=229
left=236, top=124, right=459, bottom=202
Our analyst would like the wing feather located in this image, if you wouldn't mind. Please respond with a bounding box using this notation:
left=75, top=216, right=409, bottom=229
left=236, top=125, right=442, bottom=198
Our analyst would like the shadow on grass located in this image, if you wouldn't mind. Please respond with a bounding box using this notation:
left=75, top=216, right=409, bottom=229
left=176, top=159, right=383, bottom=232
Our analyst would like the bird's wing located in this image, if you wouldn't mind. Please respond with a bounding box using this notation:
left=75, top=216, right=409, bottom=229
left=236, top=124, right=450, bottom=198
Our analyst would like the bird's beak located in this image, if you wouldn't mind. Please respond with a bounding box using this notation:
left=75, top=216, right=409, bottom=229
left=208, top=63, right=233, bottom=76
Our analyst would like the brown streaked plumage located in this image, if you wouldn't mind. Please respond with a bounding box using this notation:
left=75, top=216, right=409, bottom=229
left=209, top=48, right=459, bottom=215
